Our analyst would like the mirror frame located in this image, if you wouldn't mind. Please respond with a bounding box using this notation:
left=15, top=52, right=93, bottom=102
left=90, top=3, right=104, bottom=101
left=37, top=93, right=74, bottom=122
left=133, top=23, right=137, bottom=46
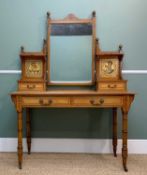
left=47, top=12, right=96, bottom=86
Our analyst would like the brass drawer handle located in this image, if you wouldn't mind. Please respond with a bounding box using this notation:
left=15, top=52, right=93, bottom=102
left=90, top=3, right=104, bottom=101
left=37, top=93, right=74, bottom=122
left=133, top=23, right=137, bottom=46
left=27, top=84, right=36, bottom=89
left=90, top=98, right=104, bottom=105
left=108, top=84, right=117, bottom=88
left=39, top=98, right=53, bottom=105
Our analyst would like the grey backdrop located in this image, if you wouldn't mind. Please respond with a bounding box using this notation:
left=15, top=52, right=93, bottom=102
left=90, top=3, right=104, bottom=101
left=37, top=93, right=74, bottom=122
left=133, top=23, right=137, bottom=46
left=0, top=0, right=147, bottom=139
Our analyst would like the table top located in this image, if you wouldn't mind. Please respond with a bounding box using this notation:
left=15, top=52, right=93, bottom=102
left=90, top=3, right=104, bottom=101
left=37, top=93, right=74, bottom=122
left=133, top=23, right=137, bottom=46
left=11, top=90, right=135, bottom=96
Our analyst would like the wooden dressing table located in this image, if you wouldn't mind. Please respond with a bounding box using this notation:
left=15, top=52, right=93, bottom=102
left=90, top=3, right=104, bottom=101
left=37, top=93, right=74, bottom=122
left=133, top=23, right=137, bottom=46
left=11, top=12, right=135, bottom=171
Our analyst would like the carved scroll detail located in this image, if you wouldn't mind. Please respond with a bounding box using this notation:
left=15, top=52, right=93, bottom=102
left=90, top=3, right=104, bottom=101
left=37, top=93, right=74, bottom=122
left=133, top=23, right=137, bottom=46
left=64, top=13, right=80, bottom=20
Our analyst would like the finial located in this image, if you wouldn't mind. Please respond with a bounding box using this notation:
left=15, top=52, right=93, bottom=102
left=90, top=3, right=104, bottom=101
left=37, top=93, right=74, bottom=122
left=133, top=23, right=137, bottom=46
left=20, top=46, right=24, bottom=53
left=47, top=12, right=50, bottom=19
left=92, top=11, right=96, bottom=18
left=118, top=44, right=123, bottom=52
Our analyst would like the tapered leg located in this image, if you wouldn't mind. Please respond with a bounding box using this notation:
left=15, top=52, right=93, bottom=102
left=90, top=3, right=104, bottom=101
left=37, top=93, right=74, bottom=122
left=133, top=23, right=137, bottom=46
left=112, top=108, right=117, bottom=157
left=18, top=111, right=23, bottom=169
left=121, top=109, right=128, bottom=172
left=26, top=108, right=31, bottom=154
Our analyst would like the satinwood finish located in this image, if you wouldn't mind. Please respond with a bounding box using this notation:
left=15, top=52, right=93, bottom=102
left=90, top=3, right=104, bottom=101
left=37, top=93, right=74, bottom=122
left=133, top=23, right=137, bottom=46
left=26, top=108, right=31, bottom=154
left=18, top=41, right=46, bottom=91
left=95, top=40, right=126, bottom=92
left=11, top=90, right=135, bottom=171
left=112, top=108, right=117, bottom=157
left=10, top=12, right=135, bottom=172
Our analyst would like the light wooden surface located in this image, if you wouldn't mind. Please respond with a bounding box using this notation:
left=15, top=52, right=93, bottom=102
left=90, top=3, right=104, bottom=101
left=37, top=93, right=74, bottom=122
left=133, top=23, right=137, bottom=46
left=10, top=11, right=135, bottom=172
left=11, top=90, right=135, bottom=171
left=11, top=90, right=134, bottom=95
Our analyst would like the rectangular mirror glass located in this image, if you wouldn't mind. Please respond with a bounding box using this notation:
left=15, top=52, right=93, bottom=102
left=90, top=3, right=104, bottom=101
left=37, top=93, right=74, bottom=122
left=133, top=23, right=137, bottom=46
left=47, top=17, right=96, bottom=85
left=50, top=35, right=92, bottom=83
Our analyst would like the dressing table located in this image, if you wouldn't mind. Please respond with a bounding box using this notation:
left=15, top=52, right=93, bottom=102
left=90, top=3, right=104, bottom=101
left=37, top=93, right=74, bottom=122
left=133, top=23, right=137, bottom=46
left=11, top=11, right=135, bottom=171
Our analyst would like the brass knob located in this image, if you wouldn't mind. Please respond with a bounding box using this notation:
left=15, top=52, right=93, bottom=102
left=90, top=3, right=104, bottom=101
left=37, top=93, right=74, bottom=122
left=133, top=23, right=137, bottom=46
left=108, top=84, right=117, bottom=88
left=39, top=98, right=52, bottom=105
left=90, top=98, right=104, bottom=105
left=27, top=84, right=35, bottom=89
left=99, top=98, right=104, bottom=104
left=48, top=99, right=52, bottom=105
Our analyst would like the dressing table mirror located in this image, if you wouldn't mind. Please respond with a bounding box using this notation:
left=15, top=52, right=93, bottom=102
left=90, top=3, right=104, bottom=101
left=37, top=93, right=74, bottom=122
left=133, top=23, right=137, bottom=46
left=47, top=12, right=96, bottom=85
left=11, top=11, right=135, bottom=171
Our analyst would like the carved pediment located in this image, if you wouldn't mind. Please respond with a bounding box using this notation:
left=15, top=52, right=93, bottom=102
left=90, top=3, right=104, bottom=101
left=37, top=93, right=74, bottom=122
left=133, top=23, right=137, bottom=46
left=64, top=13, right=80, bottom=21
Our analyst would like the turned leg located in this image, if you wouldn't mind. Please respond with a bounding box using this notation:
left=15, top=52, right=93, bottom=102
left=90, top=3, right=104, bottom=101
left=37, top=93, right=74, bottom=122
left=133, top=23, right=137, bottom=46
left=17, top=110, right=23, bottom=169
left=121, top=109, right=128, bottom=172
left=112, top=108, right=117, bottom=157
left=26, top=108, right=31, bottom=154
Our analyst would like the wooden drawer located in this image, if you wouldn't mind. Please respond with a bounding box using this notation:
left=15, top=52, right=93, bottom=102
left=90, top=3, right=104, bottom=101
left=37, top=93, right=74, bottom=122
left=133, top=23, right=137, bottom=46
left=97, top=81, right=127, bottom=91
left=72, top=96, right=123, bottom=107
left=18, top=82, right=45, bottom=91
left=22, top=96, right=70, bottom=106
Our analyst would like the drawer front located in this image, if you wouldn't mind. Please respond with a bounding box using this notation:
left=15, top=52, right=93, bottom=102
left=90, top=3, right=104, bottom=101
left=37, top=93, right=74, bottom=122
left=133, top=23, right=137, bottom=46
left=72, top=96, right=123, bottom=107
left=22, top=97, right=70, bottom=106
left=98, top=81, right=127, bottom=91
left=18, top=82, right=45, bottom=91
